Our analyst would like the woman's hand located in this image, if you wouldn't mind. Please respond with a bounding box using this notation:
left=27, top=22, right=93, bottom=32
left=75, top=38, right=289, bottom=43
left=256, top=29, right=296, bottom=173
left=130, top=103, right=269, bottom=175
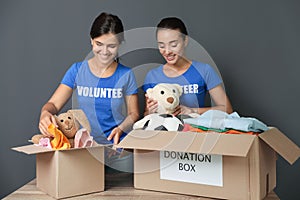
left=107, top=126, right=123, bottom=157
left=173, top=105, right=197, bottom=115
left=107, top=126, right=122, bottom=145
left=145, top=94, right=158, bottom=114
left=38, top=85, right=73, bottom=137
left=39, top=110, right=57, bottom=137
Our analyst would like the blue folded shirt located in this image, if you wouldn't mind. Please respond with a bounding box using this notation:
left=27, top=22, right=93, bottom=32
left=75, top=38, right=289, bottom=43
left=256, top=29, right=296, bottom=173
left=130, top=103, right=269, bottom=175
left=183, top=110, right=269, bottom=132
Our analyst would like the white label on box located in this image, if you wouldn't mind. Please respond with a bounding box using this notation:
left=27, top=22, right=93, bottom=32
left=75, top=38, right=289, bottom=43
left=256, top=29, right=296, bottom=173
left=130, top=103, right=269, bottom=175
left=160, top=151, right=223, bottom=186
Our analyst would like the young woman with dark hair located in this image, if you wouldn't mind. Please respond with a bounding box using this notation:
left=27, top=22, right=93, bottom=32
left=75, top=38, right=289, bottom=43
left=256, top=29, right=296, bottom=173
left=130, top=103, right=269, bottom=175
left=39, top=12, right=139, bottom=172
left=144, top=17, right=233, bottom=115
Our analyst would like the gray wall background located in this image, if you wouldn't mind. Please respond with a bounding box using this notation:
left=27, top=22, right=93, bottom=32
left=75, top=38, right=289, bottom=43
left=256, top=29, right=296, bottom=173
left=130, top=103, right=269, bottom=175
left=1, top=0, right=299, bottom=199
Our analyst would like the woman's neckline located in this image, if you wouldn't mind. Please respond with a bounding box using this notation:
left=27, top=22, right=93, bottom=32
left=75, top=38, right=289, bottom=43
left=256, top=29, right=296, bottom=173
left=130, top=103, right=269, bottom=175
left=87, top=59, right=118, bottom=79
left=162, top=60, right=193, bottom=78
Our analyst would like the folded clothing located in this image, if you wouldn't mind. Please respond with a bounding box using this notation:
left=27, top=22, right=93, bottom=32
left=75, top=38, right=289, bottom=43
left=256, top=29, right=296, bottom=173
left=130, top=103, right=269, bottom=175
left=182, top=124, right=257, bottom=135
left=183, top=110, right=269, bottom=132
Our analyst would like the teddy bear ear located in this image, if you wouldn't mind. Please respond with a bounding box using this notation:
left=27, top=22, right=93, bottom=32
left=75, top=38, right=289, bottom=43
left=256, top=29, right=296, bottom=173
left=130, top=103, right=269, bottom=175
left=174, top=84, right=183, bottom=96
left=67, top=109, right=91, bottom=133
left=54, top=114, right=62, bottom=125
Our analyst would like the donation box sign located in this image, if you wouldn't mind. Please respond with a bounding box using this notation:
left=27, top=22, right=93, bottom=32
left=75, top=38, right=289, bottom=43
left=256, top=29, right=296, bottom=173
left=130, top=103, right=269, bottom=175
left=160, top=151, right=223, bottom=186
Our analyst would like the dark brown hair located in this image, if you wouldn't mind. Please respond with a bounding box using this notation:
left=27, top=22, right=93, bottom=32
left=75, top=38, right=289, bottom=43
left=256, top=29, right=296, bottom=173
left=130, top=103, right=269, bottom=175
left=156, top=17, right=188, bottom=39
left=90, top=12, right=124, bottom=43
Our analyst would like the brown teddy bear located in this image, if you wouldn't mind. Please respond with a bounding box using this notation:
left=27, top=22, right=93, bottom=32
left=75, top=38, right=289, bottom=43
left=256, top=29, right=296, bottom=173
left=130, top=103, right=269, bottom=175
left=55, top=109, right=91, bottom=139
left=31, top=109, right=92, bottom=148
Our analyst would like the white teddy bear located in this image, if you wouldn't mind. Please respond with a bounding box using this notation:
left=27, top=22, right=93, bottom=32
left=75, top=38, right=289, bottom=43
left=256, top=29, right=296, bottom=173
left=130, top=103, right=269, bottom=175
left=132, top=83, right=184, bottom=131
left=146, top=83, right=183, bottom=114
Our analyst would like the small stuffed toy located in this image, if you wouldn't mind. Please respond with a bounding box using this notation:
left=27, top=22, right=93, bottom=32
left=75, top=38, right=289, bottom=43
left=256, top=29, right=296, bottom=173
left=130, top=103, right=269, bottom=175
left=146, top=83, right=183, bottom=114
left=31, top=109, right=93, bottom=149
left=55, top=109, right=91, bottom=139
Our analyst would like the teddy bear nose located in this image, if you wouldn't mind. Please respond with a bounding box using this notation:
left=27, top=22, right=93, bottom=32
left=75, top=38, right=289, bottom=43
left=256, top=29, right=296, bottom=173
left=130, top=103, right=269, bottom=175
left=65, top=120, right=70, bottom=126
left=167, top=97, right=174, bottom=104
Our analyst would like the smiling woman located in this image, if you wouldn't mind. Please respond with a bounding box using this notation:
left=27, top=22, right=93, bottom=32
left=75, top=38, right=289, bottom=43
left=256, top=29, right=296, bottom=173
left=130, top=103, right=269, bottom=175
left=89, top=33, right=120, bottom=77
left=38, top=12, right=139, bottom=173
left=143, top=17, right=233, bottom=116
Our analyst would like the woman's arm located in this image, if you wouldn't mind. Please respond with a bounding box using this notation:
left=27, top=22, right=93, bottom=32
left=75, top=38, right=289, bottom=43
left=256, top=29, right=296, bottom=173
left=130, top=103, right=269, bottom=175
left=39, top=84, right=73, bottom=137
left=173, top=85, right=233, bottom=115
left=194, top=85, right=233, bottom=114
left=107, top=94, right=140, bottom=145
left=206, top=85, right=233, bottom=113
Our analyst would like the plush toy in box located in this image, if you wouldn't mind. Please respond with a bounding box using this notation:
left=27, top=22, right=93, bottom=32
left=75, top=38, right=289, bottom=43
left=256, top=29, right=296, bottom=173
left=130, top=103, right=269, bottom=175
left=31, top=109, right=94, bottom=149
left=146, top=83, right=183, bottom=114
left=134, top=83, right=185, bottom=131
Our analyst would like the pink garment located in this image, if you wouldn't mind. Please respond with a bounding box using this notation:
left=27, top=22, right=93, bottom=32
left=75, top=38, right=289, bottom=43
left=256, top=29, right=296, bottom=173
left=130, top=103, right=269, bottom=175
left=74, top=128, right=94, bottom=148
left=38, top=137, right=52, bottom=149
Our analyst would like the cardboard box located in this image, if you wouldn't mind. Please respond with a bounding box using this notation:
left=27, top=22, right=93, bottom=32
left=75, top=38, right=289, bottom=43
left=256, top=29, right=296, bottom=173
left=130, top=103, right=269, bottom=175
left=117, top=128, right=300, bottom=200
left=12, top=144, right=105, bottom=199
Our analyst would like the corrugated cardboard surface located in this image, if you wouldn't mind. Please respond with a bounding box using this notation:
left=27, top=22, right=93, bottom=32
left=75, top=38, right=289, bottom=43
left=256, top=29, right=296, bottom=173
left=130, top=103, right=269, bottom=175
left=13, top=145, right=105, bottom=199
left=119, top=128, right=300, bottom=161
left=12, top=144, right=55, bottom=154
left=134, top=150, right=252, bottom=199
left=132, top=147, right=275, bottom=200
left=118, top=128, right=299, bottom=200
left=258, top=127, right=300, bottom=164
left=37, top=151, right=56, bottom=197
left=119, top=130, right=256, bottom=156
left=248, top=137, right=277, bottom=200
left=38, top=147, right=104, bottom=199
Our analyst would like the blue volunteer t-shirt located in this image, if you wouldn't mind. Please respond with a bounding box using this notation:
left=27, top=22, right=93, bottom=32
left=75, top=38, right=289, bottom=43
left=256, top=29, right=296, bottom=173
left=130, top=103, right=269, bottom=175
left=143, top=60, right=222, bottom=108
left=61, top=60, right=138, bottom=144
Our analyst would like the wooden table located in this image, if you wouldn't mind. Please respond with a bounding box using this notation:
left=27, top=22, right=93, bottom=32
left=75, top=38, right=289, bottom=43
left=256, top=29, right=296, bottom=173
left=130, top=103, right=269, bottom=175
left=4, top=173, right=280, bottom=200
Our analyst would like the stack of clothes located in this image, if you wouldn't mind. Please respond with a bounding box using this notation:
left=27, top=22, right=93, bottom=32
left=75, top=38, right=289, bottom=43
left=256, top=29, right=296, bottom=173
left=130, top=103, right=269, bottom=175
left=182, top=110, right=269, bottom=135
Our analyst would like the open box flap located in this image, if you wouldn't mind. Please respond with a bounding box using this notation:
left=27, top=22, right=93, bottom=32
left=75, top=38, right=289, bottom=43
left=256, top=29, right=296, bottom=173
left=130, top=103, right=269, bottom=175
left=12, top=142, right=105, bottom=155
left=258, top=127, right=300, bottom=164
left=117, top=130, right=256, bottom=157
left=12, top=144, right=55, bottom=155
